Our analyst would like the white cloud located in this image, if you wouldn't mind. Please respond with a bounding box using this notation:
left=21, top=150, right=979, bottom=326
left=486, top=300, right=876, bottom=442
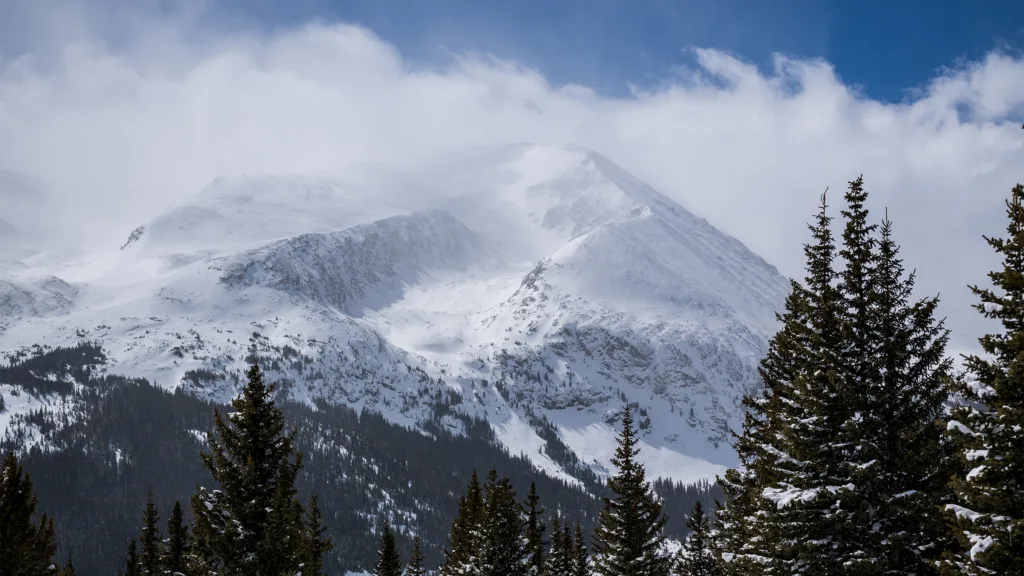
left=1, top=7, right=1023, bottom=350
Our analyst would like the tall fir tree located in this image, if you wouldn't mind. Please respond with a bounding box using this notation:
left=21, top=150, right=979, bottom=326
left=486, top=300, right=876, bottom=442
left=164, top=501, right=190, bottom=576
left=0, top=450, right=58, bottom=576
left=125, top=540, right=142, bottom=576
left=852, top=209, right=953, bottom=574
left=546, top=518, right=574, bottom=576
left=481, top=469, right=528, bottom=576
left=301, top=495, right=333, bottom=576
left=524, top=481, right=547, bottom=576
left=676, top=501, right=720, bottom=576
left=189, top=360, right=321, bottom=575
left=440, top=471, right=486, bottom=576
left=716, top=180, right=955, bottom=575
left=572, top=523, right=588, bottom=576
left=139, top=490, right=162, bottom=576
left=942, top=183, right=1024, bottom=575
left=59, top=554, right=76, bottom=576
left=406, top=536, right=426, bottom=576
left=716, top=189, right=851, bottom=575
left=590, top=405, right=671, bottom=576
left=374, top=520, right=403, bottom=576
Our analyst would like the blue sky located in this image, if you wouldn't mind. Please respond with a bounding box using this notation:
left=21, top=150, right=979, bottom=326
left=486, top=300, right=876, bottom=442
left=203, top=0, right=1024, bottom=101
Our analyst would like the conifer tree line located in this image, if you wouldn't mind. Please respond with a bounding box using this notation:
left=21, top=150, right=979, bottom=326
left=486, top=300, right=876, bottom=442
left=715, top=177, right=1024, bottom=575
left=369, top=404, right=721, bottom=576
left=4, top=175, right=1024, bottom=575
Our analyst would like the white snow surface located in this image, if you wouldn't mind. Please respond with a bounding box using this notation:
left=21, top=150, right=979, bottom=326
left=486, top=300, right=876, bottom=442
left=0, top=143, right=790, bottom=483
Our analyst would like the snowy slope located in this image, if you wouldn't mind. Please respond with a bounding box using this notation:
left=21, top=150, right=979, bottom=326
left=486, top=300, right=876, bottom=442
left=0, top=144, right=790, bottom=484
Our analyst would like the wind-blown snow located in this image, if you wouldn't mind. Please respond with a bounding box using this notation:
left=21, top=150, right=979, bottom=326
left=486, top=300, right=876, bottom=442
left=0, top=143, right=790, bottom=484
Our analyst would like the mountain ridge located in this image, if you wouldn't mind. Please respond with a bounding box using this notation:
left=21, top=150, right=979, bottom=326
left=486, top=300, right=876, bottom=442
left=0, top=143, right=790, bottom=484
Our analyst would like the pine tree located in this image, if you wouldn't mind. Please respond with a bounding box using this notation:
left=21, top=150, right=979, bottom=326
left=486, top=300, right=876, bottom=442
left=61, top=555, right=76, bottom=576
left=189, top=360, right=316, bottom=575
left=546, top=518, right=573, bottom=576
left=0, top=450, right=58, bottom=576
left=572, top=523, right=588, bottom=576
left=851, top=209, right=953, bottom=574
left=942, top=183, right=1024, bottom=575
left=301, top=495, right=333, bottom=576
left=590, top=405, right=671, bottom=576
left=524, top=481, right=547, bottom=576
left=164, top=501, right=190, bottom=576
left=125, top=540, right=142, bottom=576
left=406, top=536, right=426, bottom=576
left=676, top=501, right=720, bottom=576
left=715, top=190, right=849, bottom=575
left=139, top=490, right=162, bottom=575
left=375, top=520, right=403, bottom=576
left=441, top=471, right=486, bottom=575
left=481, top=469, right=528, bottom=576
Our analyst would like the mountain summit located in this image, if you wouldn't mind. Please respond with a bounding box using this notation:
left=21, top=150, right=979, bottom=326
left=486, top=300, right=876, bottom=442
left=0, top=144, right=789, bottom=483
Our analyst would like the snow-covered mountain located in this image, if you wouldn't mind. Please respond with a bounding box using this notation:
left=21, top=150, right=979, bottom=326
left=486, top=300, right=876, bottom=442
left=0, top=143, right=790, bottom=484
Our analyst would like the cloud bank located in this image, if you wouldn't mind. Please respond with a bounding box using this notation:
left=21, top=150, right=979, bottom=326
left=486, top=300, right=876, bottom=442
left=1, top=5, right=1024, bottom=351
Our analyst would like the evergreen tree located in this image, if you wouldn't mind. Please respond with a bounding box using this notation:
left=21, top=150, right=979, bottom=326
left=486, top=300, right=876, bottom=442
left=676, top=501, right=720, bottom=576
left=405, top=536, right=426, bottom=576
left=441, top=471, right=486, bottom=575
left=590, top=405, right=671, bottom=576
left=572, top=523, right=588, bottom=576
left=546, top=518, right=574, bottom=576
left=59, top=555, right=76, bottom=576
left=716, top=180, right=954, bottom=576
left=125, top=540, right=142, bottom=576
left=0, top=450, right=58, bottom=576
left=164, top=501, right=190, bottom=576
left=374, top=520, right=403, bottom=576
left=481, top=469, right=528, bottom=576
left=140, top=490, right=162, bottom=576
left=852, top=209, right=954, bottom=574
left=715, top=190, right=849, bottom=575
left=524, top=481, right=547, bottom=576
left=943, top=183, right=1024, bottom=575
left=301, top=495, right=333, bottom=576
left=189, top=360, right=316, bottom=575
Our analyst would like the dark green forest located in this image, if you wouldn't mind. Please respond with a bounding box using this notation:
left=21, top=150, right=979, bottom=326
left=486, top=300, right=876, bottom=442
left=0, top=343, right=715, bottom=575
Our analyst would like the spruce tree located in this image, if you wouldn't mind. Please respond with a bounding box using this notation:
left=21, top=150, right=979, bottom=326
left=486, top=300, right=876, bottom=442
left=716, top=181, right=955, bottom=575
left=546, top=518, right=573, bottom=576
left=164, top=501, right=190, bottom=576
left=590, top=405, right=671, bottom=576
left=853, top=209, right=953, bottom=574
left=676, top=501, right=720, bottom=576
left=0, top=450, right=58, bottom=576
left=301, top=495, right=333, bottom=576
left=189, top=360, right=316, bottom=575
left=481, top=469, right=528, bottom=576
left=572, top=523, right=588, bottom=576
left=440, top=471, right=486, bottom=575
left=406, top=536, right=426, bottom=576
left=943, top=183, right=1024, bottom=575
left=375, top=520, right=403, bottom=576
left=140, top=490, right=162, bottom=576
left=715, top=190, right=849, bottom=575
left=59, top=555, right=76, bottom=576
left=125, top=540, right=142, bottom=576
left=524, top=481, right=547, bottom=576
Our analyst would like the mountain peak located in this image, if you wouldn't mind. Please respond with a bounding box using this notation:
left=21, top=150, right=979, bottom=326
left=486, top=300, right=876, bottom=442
left=1, top=144, right=789, bottom=482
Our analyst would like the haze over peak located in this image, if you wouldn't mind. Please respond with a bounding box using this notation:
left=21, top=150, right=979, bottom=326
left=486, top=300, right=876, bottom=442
left=1, top=143, right=791, bottom=482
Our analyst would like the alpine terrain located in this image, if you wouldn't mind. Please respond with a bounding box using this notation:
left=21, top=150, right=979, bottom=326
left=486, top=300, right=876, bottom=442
left=0, top=143, right=790, bottom=572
